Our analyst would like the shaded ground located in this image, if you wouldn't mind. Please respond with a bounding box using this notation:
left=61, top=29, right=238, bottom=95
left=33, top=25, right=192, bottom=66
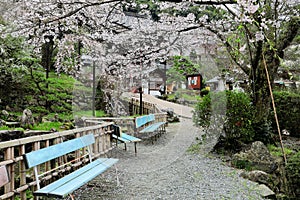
left=75, top=118, right=263, bottom=200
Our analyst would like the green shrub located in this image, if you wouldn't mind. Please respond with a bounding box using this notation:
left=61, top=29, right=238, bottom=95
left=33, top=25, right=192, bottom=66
left=193, top=91, right=255, bottom=148
left=32, top=122, right=63, bottom=131
left=272, top=91, right=300, bottom=137
left=286, top=151, right=300, bottom=197
left=267, top=144, right=294, bottom=157
left=193, top=93, right=211, bottom=128
left=223, top=91, right=255, bottom=143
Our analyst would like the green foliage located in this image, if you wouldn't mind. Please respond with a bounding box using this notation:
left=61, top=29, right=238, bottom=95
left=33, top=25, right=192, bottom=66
left=73, top=110, right=106, bottom=118
left=223, top=91, right=255, bottom=143
left=45, top=112, right=74, bottom=121
left=171, top=55, right=200, bottom=76
left=14, top=189, right=33, bottom=200
left=194, top=91, right=255, bottom=149
left=0, top=35, right=36, bottom=110
left=25, top=72, right=75, bottom=114
left=162, top=5, right=226, bottom=22
left=167, top=89, right=200, bottom=102
left=123, top=0, right=160, bottom=21
left=0, top=126, right=10, bottom=130
left=0, top=34, right=78, bottom=115
left=193, top=93, right=211, bottom=128
left=187, top=142, right=202, bottom=154
left=271, top=91, right=300, bottom=137
left=167, top=56, right=203, bottom=88
left=267, top=144, right=294, bottom=157
left=286, top=151, right=300, bottom=197
left=32, top=121, right=63, bottom=131
left=231, top=160, right=254, bottom=171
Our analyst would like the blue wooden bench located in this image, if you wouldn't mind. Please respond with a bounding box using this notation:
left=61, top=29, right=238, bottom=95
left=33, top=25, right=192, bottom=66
left=135, top=114, right=166, bottom=141
left=23, top=134, right=118, bottom=199
left=112, top=124, right=141, bottom=155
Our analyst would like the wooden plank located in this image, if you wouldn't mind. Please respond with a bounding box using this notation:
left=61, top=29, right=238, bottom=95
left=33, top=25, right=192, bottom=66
left=0, top=124, right=113, bottom=149
left=120, top=133, right=141, bottom=142
left=24, top=134, right=95, bottom=168
left=49, top=158, right=118, bottom=197
left=4, top=147, right=13, bottom=195
left=35, top=158, right=118, bottom=198
left=112, top=135, right=130, bottom=143
left=19, top=145, right=27, bottom=200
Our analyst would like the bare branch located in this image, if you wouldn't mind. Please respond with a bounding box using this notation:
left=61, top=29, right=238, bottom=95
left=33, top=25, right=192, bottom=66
left=42, top=0, right=120, bottom=24
left=162, top=0, right=237, bottom=5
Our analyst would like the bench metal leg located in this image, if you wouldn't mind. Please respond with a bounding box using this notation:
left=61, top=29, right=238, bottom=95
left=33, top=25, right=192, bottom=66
left=124, top=143, right=127, bottom=151
left=134, top=142, right=137, bottom=155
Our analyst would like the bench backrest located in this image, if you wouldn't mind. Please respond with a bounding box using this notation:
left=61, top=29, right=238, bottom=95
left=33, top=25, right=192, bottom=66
left=111, top=124, right=121, bottom=137
left=24, top=134, right=95, bottom=169
left=135, top=114, right=155, bottom=128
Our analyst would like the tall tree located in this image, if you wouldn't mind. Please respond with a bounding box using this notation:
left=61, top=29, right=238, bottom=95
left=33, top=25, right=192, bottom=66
left=148, top=0, right=299, bottom=135
left=1, top=0, right=299, bottom=121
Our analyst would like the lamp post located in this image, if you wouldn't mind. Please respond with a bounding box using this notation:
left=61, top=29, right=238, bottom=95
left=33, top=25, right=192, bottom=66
left=138, top=86, right=143, bottom=115
left=157, top=58, right=167, bottom=95
left=81, top=55, right=96, bottom=117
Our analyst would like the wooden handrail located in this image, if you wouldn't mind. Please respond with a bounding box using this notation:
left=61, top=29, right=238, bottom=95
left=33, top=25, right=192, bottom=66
left=0, top=122, right=114, bottom=200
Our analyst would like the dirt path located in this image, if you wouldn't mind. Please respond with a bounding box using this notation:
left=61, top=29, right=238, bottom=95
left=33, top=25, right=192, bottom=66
left=76, top=119, right=263, bottom=200
left=142, top=94, right=194, bottom=119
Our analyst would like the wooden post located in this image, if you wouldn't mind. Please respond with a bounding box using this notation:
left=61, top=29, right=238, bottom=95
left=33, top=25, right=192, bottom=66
left=139, top=87, right=143, bottom=115
left=4, top=148, right=13, bottom=199
left=19, top=145, right=27, bottom=200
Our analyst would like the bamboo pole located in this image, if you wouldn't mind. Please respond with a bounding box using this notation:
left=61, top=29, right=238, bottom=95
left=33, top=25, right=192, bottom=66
left=262, top=54, right=287, bottom=165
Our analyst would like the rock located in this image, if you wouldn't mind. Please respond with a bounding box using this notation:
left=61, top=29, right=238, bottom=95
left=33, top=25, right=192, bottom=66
left=50, top=128, right=57, bottom=132
left=0, top=119, right=5, bottom=126
left=232, top=141, right=278, bottom=173
left=162, top=108, right=180, bottom=123
left=24, top=130, right=52, bottom=136
left=49, top=113, right=59, bottom=122
left=21, top=109, right=35, bottom=128
left=1, top=110, right=9, bottom=118
left=42, top=117, right=50, bottom=123
left=240, top=170, right=270, bottom=185
left=256, top=184, right=276, bottom=199
left=0, top=130, right=25, bottom=141
left=5, top=122, right=20, bottom=127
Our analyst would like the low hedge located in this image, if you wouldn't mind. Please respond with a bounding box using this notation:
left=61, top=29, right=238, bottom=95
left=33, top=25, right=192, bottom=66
left=272, top=91, right=300, bottom=137
left=193, top=91, right=255, bottom=149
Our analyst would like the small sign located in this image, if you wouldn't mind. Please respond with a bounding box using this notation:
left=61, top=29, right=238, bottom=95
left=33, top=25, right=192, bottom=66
left=0, top=165, right=9, bottom=187
left=187, top=74, right=202, bottom=90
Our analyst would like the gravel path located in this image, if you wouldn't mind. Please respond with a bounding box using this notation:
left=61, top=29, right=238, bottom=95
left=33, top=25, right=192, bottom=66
left=76, top=118, right=264, bottom=200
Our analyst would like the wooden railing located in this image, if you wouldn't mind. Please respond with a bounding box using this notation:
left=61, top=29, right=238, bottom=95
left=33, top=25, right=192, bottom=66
left=85, top=117, right=136, bottom=135
left=84, top=112, right=167, bottom=136
left=129, top=97, right=162, bottom=115
left=0, top=122, right=114, bottom=200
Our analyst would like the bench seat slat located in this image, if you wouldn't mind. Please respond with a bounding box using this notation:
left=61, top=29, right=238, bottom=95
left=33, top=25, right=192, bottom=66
left=140, top=122, right=165, bottom=133
left=112, top=134, right=131, bottom=143
left=119, top=133, right=141, bottom=142
left=35, top=158, right=108, bottom=195
left=35, top=158, right=118, bottom=198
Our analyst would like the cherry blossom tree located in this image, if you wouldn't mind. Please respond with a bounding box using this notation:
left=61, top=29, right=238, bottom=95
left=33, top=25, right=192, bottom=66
left=146, top=0, right=299, bottom=140
left=1, top=0, right=298, bottom=121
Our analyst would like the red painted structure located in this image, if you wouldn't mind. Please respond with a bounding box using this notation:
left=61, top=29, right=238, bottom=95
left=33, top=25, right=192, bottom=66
left=187, top=74, right=202, bottom=90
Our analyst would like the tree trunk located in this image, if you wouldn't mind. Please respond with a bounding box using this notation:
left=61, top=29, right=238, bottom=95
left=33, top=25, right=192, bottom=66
left=41, top=36, right=54, bottom=111
left=250, top=50, right=280, bottom=142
